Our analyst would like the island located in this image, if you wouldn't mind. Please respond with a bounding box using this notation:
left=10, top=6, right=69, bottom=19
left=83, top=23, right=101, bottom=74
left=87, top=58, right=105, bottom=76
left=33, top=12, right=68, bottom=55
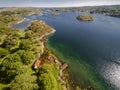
left=76, top=14, right=94, bottom=21
left=50, top=12, right=60, bottom=15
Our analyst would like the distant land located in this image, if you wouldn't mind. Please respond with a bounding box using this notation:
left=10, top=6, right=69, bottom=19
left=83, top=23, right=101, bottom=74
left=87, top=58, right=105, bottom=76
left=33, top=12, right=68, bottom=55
left=44, top=5, right=120, bottom=17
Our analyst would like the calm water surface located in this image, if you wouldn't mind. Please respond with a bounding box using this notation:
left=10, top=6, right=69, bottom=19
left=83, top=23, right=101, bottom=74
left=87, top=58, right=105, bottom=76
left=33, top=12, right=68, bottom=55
left=12, top=11, right=120, bottom=90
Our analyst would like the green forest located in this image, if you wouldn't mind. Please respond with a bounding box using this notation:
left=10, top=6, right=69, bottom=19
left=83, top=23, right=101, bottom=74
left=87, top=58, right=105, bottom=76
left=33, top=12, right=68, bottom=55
left=0, top=8, right=64, bottom=90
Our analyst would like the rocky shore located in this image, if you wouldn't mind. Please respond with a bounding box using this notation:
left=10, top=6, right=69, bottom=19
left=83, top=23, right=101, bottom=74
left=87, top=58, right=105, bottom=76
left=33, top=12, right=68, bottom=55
left=30, top=20, right=69, bottom=90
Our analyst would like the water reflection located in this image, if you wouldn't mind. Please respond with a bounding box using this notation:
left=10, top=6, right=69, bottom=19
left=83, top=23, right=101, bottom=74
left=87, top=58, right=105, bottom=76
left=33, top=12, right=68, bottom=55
left=100, top=60, right=120, bottom=89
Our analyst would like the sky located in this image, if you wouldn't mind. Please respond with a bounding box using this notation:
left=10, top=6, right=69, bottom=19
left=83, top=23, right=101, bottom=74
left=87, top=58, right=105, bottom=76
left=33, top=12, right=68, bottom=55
left=0, top=0, right=120, bottom=7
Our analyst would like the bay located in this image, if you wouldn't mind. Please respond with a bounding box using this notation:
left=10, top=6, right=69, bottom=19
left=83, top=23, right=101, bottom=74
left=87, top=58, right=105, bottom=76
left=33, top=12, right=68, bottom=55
left=12, top=11, right=120, bottom=90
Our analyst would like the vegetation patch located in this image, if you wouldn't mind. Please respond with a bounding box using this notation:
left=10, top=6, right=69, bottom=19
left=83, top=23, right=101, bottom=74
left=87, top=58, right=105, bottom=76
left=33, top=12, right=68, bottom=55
left=0, top=8, right=63, bottom=90
left=77, top=14, right=94, bottom=21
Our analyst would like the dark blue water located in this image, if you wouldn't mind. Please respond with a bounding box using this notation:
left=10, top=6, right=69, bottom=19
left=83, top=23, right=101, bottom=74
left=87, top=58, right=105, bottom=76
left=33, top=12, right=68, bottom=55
left=12, top=11, right=120, bottom=90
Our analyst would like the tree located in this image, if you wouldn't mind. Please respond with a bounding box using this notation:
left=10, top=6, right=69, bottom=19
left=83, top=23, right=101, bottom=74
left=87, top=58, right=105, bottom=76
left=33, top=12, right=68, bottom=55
left=39, top=73, right=54, bottom=90
left=0, top=48, right=9, bottom=58
left=19, top=39, right=32, bottom=50
left=26, top=20, right=52, bottom=37
left=9, top=74, right=39, bottom=90
left=16, top=50, right=35, bottom=65
left=16, top=50, right=25, bottom=57
left=38, top=67, right=54, bottom=90
left=0, top=54, right=26, bottom=79
left=21, top=51, right=35, bottom=65
left=25, top=31, right=33, bottom=39
left=2, top=36, right=19, bottom=50
left=7, top=30, right=23, bottom=38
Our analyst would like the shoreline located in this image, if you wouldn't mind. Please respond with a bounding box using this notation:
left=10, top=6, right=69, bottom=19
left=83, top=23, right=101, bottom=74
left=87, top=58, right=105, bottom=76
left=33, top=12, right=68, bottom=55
left=40, top=27, right=69, bottom=90
left=9, top=17, right=27, bottom=27
left=8, top=7, right=116, bottom=90
left=11, top=15, right=69, bottom=89
left=10, top=8, right=43, bottom=28
left=11, top=14, right=99, bottom=90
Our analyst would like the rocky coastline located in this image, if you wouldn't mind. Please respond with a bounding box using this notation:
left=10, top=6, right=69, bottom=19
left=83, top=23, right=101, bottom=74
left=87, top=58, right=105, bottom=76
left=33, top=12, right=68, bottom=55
left=39, top=26, right=69, bottom=90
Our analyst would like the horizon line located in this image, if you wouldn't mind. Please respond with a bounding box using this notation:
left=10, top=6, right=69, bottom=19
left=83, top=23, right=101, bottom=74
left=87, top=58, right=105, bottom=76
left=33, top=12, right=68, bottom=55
left=0, top=4, right=120, bottom=8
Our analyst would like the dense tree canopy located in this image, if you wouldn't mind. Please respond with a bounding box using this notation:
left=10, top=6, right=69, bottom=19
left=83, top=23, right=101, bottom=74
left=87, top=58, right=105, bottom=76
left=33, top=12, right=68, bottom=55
left=0, top=54, right=26, bottom=79
left=16, top=50, right=35, bottom=65
left=9, top=74, right=38, bottom=90
left=0, top=48, right=9, bottom=58
left=38, top=68, right=54, bottom=90
left=0, top=8, right=58, bottom=90
left=25, top=31, right=34, bottom=39
left=19, top=39, right=32, bottom=50
left=22, top=51, right=35, bottom=65
left=26, top=21, right=52, bottom=37
left=2, top=36, right=19, bottom=50
left=37, top=64, right=61, bottom=90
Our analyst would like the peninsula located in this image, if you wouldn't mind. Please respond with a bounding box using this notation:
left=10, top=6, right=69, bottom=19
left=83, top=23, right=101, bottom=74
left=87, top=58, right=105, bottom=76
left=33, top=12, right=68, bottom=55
left=0, top=8, right=68, bottom=90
